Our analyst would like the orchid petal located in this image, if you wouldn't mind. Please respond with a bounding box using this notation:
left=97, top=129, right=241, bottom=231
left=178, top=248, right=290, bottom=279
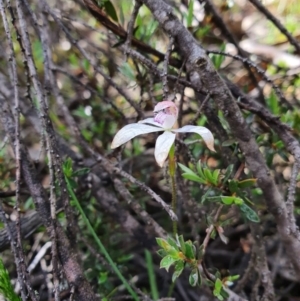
left=111, top=123, right=163, bottom=149
left=155, top=112, right=177, bottom=129
left=173, top=125, right=215, bottom=151
left=153, top=101, right=178, bottom=129
left=155, top=131, right=176, bottom=167
left=154, top=101, right=178, bottom=117
left=138, top=118, right=163, bottom=128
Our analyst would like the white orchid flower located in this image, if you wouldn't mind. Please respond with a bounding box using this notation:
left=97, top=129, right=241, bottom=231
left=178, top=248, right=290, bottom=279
left=111, top=101, right=215, bottom=167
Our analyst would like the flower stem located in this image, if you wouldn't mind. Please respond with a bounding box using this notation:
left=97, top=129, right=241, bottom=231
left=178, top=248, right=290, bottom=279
left=168, top=144, right=177, bottom=236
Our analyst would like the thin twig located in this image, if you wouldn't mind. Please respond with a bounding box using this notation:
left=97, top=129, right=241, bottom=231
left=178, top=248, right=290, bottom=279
left=202, top=205, right=223, bottom=253
left=124, top=0, right=142, bottom=58
left=115, top=167, right=178, bottom=221
left=286, top=162, right=300, bottom=224
left=176, top=58, right=187, bottom=127
left=250, top=223, right=275, bottom=300
left=247, top=0, right=300, bottom=53
left=207, top=49, right=291, bottom=109
left=163, top=36, right=175, bottom=99
left=189, top=92, right=211, bottom=125
left=113, top=178, right=168, bottom=238
left=234, top=250, right=256, bottom=292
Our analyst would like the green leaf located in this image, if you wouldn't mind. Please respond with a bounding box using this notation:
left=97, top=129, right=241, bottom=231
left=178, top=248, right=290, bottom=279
left=68, top=178, right=78, bottom=190
left=222, top=139, right=236, bottom=147
left=205, top=196, right=223, bottom=203
left=274, top=140, right=284, bottom=149
left=182, top=173, right=207, bottom=183
left=210, top=44, right=226, bottom=70
left=184, top=241, right=195, bottom=259
left=212, top=169, right=220, bottom=185
left=214, top=293, right=224, bottom=301
left=98, top=272, right=108, bottom=284
left=222, top=164, right=234, bottom=184
left=189, top=268, right=198, bottom=286
left=220, top=288, right=230, bottom=300
left=223, top=275, right=240, bottom=287
left=278, top=150, right=289, bottom=162
left=132, top=26, right=139, bottom=37
left=197, top=269, right=202, bottom=286
left=203, top=168, right=215, bottom=184
left=168, top=248, right=181, bottom=260
left=187, top=0, right=194, bottom=27
left=206, top=278, right=215, bottom=287
left=210, top=228, right=217, bottom=239
left=104, top=1, right=118, bottom=22
left=32, top=40, right=43, bottom=67
left=143, top=21, right=159, bottom=42
left=157, top=249, right=167, bottom=257
left=220, top=196, right=234, bottom=205
left=172, top=261, right=184, bottom=282
left=227, top=274, right=240, bottom=282
left=219, top=195, right=243, bottom=205
left=214, top=278, right=223, bottom=293
left=167, top=237, right=179, bottom=250
left=178, top=163, right=197, bottom=176
left=201, top=187, right=212, bottom=203
left=118, top=62, right=136, bottom=81
left=242, top=196, right=255, bottom=206
left=267, top=90, right=280, bottom=115
left=156, top=238, right=172, bottom=251
left=177, top=235, right=186, bottom=254
left=196, top=161, right=206, bottom=179
left=228, top=180, right=239, bottom=193
left=82, top=58, right=90, bottom=73
left=233, top=197, right=244, bottom=205
left=178, top=163, right=206, bottom=183
left=69, top=53, right=78, bottom=67
left=237, top=178, right=257, bottom=189
left=63, top=158, right=73, bottom=178
left=197, top=245, right=204, bottom=260
left=160, top=255, right=177, bottom=272
left=215, top=270, right=221, bottom=280
left=72, top=168, right=90, bottom=177
left=239, top=203, right=260, bottom=223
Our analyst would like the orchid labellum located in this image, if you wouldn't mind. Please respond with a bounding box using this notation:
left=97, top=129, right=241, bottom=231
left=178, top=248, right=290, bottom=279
left=111, top=101, right=215, bottom=167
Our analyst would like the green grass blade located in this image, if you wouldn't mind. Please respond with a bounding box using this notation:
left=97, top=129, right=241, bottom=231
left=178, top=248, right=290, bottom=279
left=145, top=249, right=159, bottom=300
left=0, top=258, right=21, bottom=301
left=65, top=176, right=140, bottom=301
